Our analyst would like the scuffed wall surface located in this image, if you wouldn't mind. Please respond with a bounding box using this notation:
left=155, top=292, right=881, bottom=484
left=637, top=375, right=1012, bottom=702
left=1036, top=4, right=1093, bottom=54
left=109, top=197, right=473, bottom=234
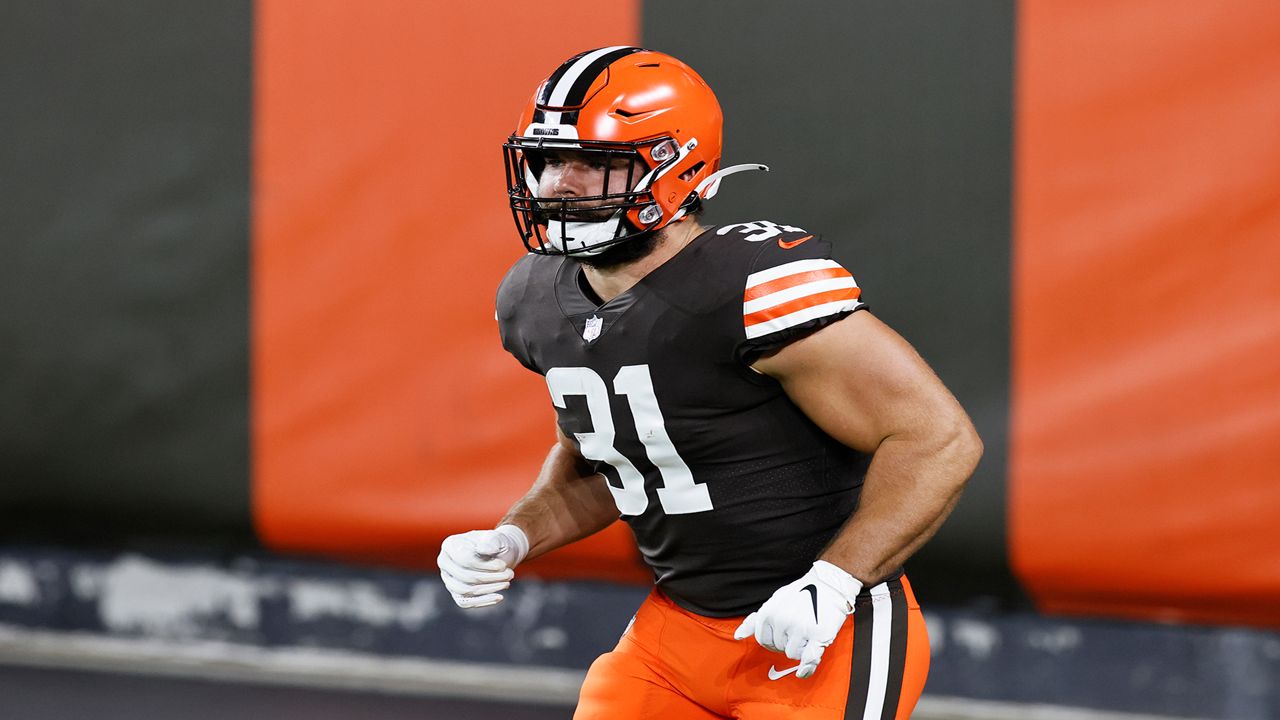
left=1, top=546, right=1276, bottom=718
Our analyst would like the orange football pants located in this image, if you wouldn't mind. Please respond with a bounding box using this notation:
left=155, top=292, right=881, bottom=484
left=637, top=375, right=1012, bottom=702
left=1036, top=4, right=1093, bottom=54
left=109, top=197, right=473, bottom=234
left=574, top=576, right=929, bottom=719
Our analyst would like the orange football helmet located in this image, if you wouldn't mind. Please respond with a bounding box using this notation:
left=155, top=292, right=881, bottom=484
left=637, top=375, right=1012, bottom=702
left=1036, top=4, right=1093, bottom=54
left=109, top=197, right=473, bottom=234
left=503, top=47, right=765, bottom=256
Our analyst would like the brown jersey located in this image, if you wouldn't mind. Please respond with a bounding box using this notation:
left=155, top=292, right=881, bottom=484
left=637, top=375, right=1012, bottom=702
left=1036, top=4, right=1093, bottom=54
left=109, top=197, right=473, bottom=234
left=496, top=221, right=877, bottom=617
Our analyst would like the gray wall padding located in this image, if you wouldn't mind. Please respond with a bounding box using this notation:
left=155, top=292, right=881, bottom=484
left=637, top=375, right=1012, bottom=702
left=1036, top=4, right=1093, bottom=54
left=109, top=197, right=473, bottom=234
left=0, top=1, right=253, bottom=539
left=644, top=1, right=1018, bottom=603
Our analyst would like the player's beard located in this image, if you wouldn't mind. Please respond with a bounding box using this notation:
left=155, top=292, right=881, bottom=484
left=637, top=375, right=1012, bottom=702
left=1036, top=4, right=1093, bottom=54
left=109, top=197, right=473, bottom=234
left=576, top=228, right=660, bottom=270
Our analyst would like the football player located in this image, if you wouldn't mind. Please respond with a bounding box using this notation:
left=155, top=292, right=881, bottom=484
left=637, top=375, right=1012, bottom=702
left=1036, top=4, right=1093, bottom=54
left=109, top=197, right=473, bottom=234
left=438, top=46, right=982, bottom=720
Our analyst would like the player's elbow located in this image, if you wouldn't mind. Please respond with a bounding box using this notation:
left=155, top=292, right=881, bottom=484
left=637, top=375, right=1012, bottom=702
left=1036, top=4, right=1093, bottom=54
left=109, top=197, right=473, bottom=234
left=941, top=412, right=983, bottom=488
left=911, top=400, right=981, bottom=492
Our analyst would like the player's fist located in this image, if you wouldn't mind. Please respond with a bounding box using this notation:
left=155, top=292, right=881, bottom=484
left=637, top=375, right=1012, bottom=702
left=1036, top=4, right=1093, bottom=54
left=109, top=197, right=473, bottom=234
left=437, top=525, right=530, bottom=609
left=733, top=560, right=863, bottom=679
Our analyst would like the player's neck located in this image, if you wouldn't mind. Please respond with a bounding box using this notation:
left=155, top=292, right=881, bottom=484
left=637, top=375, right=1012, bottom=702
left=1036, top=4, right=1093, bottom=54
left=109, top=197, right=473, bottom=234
left=580, top=219, right=706, bottom=304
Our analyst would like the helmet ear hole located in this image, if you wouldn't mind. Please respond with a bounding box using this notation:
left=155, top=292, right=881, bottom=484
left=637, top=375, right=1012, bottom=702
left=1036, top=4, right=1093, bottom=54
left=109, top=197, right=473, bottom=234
left=680, top=161, right=705, bottom=182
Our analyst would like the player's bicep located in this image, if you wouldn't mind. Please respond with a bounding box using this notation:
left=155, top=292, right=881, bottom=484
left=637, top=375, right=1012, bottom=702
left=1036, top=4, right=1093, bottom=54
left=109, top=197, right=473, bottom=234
left=751, top=311, right=967, bottom=453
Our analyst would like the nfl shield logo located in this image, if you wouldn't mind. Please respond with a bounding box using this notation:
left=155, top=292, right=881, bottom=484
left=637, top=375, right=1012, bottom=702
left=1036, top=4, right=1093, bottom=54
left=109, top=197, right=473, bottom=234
left=583, top=315, right=603, bottom=342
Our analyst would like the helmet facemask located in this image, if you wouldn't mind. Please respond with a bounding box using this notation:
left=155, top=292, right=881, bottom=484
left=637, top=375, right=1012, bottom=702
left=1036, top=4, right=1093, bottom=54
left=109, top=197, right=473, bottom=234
left=504, top=135, right=692, bottom=257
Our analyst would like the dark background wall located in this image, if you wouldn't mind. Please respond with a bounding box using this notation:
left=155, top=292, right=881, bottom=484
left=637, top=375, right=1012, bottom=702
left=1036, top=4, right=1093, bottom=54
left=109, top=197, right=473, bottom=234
left=0, top=1, right=252, bottom=541
left=644, top=0, right=1017, bottom=605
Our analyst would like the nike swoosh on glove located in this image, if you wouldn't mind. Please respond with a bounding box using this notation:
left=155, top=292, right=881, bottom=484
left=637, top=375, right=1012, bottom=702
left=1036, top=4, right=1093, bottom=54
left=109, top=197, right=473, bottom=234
left=437, top=524, right=530, bottom=609
left=733, top=560, right=863, bottom=678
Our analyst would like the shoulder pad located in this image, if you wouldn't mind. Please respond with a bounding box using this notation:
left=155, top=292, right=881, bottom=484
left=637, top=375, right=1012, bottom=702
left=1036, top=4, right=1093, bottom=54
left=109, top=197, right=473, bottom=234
left=495, top=252, right=550, bottom=323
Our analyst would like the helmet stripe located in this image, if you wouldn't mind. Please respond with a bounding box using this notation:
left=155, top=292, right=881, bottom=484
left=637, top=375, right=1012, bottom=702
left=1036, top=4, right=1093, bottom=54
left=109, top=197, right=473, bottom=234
left=536, top=48, right=596, bottom=107
left=535, top=46, right=643, bottom=125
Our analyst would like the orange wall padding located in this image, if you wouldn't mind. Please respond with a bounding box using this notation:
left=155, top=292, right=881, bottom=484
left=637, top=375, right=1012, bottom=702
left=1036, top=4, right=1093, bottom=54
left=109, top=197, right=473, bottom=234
left=253, top=0, right=646, bottom=581
left=1012, top=0, right=1280, bottom=627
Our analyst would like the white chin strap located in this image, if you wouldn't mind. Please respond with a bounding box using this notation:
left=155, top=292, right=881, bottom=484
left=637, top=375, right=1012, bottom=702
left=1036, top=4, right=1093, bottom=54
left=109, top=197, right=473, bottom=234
left=545, top=214, right=624, bottom=256
left=667, top=163, right=771, bottom=225
left=694, top=163, right=769, bottom=200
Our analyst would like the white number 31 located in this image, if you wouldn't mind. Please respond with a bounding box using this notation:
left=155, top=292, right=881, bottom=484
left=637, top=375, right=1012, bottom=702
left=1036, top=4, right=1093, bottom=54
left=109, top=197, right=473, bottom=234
left=546, top=365, right=714, bottom=516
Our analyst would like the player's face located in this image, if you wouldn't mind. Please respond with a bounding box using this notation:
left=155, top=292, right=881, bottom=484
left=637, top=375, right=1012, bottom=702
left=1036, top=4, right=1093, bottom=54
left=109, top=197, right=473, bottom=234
left=536, top=149, right=639, bottom=222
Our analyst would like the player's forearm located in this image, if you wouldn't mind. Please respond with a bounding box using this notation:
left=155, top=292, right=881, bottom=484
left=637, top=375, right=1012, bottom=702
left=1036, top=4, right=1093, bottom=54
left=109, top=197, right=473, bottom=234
left=819, top=417, right=982, bottom=584
left=499, top=441, right=620, bottom=562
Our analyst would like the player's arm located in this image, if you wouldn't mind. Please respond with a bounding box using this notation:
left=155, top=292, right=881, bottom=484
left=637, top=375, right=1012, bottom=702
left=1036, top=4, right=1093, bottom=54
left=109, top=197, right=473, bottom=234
left=733, top=310, right=980, bottom=675
left=437, top=426, right=619, bottom=608
left=499, top=426, right=621, bottom=561
left=753, top=310, right=983, bottom=584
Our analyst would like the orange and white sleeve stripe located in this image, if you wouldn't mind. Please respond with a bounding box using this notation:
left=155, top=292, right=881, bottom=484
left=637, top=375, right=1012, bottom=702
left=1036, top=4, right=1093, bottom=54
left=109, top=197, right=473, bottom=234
left=743, top=259, right=863, bottom=340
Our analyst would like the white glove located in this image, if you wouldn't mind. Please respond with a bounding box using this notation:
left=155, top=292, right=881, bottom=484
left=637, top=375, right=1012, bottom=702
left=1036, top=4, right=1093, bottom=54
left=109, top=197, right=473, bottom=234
left=733, top=560, right=863, bottom=679
left=437, top=525, right=530, bottom=609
